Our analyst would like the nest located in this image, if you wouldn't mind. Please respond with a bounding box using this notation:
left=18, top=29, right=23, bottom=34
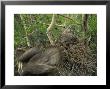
left=55, top=40, right=97, bottom=76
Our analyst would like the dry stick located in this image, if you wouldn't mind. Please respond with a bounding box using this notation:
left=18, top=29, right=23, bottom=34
left=63, top=14, right=69, bottom=27
left=20, top=15, right=31, bottom=47
left=47, top=14, right=56, bottom=45
left=35, top=20, right=65, bottom=28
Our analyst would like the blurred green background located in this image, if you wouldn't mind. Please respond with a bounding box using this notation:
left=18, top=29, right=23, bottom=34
left=14, top=14, right=97, bottom=49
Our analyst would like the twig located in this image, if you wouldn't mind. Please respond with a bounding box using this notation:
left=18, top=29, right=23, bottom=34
left=57, top=14, right=81, bottom=25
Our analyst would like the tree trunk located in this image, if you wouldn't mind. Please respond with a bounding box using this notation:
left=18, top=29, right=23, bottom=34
left=82, top=14, right=89, bottom=46
left=82, top=14, right=89, bottom=64
left=82, top=14, right=88, bottom=32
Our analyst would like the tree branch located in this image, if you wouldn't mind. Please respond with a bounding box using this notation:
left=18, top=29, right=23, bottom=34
left=47, top=14, right=56, bottom=45
left=57, top=14, right=81, bottom=25
left=20, top=15, right=31, bottom=47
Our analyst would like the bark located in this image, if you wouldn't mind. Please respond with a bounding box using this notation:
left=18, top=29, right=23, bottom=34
left=82, top=14, right=88, bottom=32
left=82, top=14, right=89, bottom=45
left=82, top=14, right=89, bottom=64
